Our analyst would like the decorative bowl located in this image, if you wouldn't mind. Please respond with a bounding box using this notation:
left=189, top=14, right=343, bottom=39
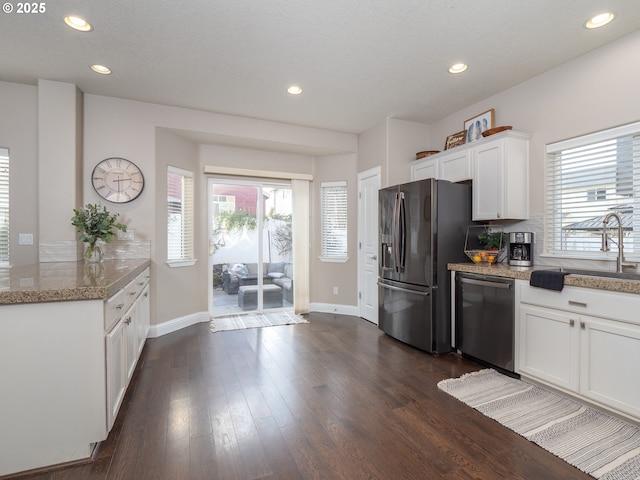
left=465, top=249, right=501, bottom=265
left=482, top=126, right=513, bottom=137
left=416, top=150, right=440, bottom=159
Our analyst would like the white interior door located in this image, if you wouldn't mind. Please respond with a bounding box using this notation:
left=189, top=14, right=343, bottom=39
left=358, top=167, right=381, bottom=324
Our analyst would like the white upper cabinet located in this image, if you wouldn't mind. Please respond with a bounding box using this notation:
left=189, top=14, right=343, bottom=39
left=439, top=149, right=472, bottom=183
left=472, top=132, right=530, bottom=220
left=410, top=130, right=530, bottom=220
left=410, top=156, right=439, bottom=181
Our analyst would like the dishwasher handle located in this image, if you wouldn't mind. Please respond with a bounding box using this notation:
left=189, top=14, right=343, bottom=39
left=459, top=276, right=512, bottom=289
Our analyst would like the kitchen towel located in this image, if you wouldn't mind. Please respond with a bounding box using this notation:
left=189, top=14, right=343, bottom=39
left=529, top=270, right=568, bottom=291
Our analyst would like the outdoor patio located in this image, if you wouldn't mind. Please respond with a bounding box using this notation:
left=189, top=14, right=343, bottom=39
left=212, top=285, right=293, bottom=316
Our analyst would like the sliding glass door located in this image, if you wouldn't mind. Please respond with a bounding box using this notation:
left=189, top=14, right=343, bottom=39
left=209, top=178, right=293, bottom=317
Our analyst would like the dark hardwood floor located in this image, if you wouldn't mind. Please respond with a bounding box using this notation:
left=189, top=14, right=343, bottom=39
left=18, top=313, right=592, bottom=480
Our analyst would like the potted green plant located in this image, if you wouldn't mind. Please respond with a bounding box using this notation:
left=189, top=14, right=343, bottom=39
left=477, top=230, right=507, bottom=250
left=71, top=204, right=127, bottom=263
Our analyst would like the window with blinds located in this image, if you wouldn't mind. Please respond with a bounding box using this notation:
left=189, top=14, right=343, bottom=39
left=545, top=121, right=640, bottom=259
left=0, top=148, right=8, bottom=267
left=320, top=181, right=348, bottom=260
left=167, top=166, right=195, bottom=264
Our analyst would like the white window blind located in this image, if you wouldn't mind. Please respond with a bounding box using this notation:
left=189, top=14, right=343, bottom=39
left=320, top=181, right=348, bottom=260
left=545, top=121, right=640, bottom=259
left=167, top=166, right=195, bottom=263
left=0, top=148, right=9, bottom=267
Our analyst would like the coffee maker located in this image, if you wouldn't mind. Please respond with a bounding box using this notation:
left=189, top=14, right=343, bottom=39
left=508, top=232, right=533, bottom=266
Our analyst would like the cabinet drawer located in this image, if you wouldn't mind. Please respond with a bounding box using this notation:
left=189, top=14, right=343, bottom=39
left=518, top=281, right=640, bottom=325
left=105, top=288, right=126, bottom=332
left=134, top=267, right=150, bottom=289
left=123, top=268, right=150, bottom=306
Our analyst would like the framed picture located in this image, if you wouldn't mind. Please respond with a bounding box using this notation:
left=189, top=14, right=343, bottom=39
left=464, top=108, right=495, bottom=143
left=445, top=130, right=467, bottom=150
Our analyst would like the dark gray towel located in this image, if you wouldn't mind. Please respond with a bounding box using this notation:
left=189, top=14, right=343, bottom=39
left=529, top=270, right=568, bottom=291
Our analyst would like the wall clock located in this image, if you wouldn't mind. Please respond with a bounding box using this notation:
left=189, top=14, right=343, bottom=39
left=92, top=157, right=145, bottom=203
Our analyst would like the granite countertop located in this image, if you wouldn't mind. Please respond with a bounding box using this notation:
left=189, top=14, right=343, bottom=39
left=448, top=262, right=640, bottom=295
left=0, top=259, right=151, bottom=305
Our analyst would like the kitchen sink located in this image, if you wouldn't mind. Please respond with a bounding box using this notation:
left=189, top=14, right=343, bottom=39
left=557, top=267, right=640, bottom=281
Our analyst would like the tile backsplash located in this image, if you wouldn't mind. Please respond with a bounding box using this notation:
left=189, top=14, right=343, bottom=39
left=39, top=240, right=151, bottom=262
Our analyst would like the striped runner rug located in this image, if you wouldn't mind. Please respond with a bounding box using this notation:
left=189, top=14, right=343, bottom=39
left=438, top=369, right=640, bottom=480
left=211, top=311, right=308, bottom=333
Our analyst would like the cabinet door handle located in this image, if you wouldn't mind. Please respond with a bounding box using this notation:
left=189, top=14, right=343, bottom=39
left=115, top=303, right=124, bottom=310
left=569, top=319, right=575, bottom=327
left=144, top=292, right=149, bottom=298
left=125, top=316, right=132, bottom=325
left=568, top=300, right=587, bottom=308
left=580, top=321, right=586, bottom=330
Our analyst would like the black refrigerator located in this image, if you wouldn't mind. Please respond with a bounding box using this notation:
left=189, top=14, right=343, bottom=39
left=378, top=178, right=472, bottom=354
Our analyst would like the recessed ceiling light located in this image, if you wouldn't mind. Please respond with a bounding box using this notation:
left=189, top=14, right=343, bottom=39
left=585, top=12, right=614, bottom=29
left=287, top=85, right=303, bottom=95
left=64, top=15, right=92, bottom=32
left=449, top=63, right=468, bottom=74
left=91, top=64, right=111, bottom=75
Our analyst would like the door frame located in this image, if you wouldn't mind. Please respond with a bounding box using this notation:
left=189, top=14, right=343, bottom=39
left=207, top=177, right=291, bottom=317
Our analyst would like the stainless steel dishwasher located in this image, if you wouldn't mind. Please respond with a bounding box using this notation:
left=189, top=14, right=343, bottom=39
left=455, top=272, right=516, bottom=375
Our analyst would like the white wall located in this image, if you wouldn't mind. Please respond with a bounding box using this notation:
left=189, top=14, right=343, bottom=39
left=0, top=81, right=38, bottom=266
left=6, top=28, right=640, bottom=322
left=360, top=29, right=640, bottom=268
left=83, top=95, right=357, bottom=325
left=37, top=80, right=84, bottom=261
left=387, top=118, right=430, bottom=186
left=311, top=153, right=359, bottom=305
left=428, top=30, right=640, bottom=233
left=154, top=129, right=205, bottom=325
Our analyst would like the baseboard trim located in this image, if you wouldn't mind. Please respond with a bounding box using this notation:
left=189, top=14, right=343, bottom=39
left=148, top=311, right=210, bottom=338
left=149, top=304, right=360, bottom=338
left=309, top=302, right=359, bottom=316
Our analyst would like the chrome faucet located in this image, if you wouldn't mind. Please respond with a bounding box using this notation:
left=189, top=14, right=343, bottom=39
left=601, top=212, right=635, bottom=273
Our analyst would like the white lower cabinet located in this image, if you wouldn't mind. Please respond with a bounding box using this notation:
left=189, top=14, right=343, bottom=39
left=106, top=316, right=126, bottom=430
left=519, top=304, right=580, bottom=391
left=105, top=267, right=150, bottom=431
left=136, top=284, right=150, bottom=356
left=518, top=281, right=640, bottom=420
left=579, top=316, right=640, bottom=418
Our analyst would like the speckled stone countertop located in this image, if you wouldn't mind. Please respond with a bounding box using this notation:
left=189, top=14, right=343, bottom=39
left=0, top=259, right=151, bottom=305
left=448, top=262, right=640, bottom=295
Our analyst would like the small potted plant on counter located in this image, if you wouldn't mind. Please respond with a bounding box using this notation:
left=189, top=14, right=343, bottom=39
left=477, top=230, right=507, bottom=250
left=71, top=203, right=127, bottom=263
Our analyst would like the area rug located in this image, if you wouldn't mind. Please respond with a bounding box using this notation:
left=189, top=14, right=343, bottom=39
left=437, top=369, right=640, bottom=480
left=211, top=311, right=308, bottom=333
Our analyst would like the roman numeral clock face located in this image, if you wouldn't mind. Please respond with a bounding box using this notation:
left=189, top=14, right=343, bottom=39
left=92, top=157, right=145, bottom=203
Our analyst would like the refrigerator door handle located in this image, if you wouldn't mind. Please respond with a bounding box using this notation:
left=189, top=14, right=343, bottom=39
left=398, top=192, right=406, bottom=271
left=378, top=281, right=430, bottom=296
left=392, top=193, right=400, bottom=272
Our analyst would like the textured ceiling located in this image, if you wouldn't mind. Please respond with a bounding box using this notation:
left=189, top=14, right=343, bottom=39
left=2, top=1, right=640, bottom=135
